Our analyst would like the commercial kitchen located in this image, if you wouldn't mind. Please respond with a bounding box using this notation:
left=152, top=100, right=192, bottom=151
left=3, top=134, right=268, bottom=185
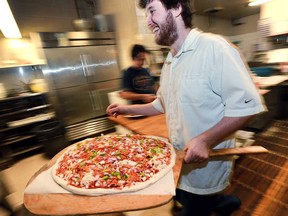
left=0, top=0, right=287, bottom=215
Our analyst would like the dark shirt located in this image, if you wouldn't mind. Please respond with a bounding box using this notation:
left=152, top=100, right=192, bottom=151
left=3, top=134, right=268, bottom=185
left=122, top=67, right=155, bottom=104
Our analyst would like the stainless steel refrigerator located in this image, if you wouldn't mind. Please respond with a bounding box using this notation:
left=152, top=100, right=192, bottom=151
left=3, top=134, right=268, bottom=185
left=31, top=32, right=122, bottom=141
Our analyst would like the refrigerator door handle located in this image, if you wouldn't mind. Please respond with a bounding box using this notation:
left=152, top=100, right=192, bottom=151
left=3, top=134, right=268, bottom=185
left=91, top=90, right=103, bottom=111
left=88, top=91, right=96, bottom=111
left=80, top=54, right=88, bottom=77
left=95, top=91, right=103, bottom=111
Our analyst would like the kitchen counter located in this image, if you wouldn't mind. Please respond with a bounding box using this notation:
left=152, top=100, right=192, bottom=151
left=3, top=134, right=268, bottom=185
left=256, top=75, right=288, bottom=88
left=248, top=75, right=288, bottom=129
left=111, top=114, right=169, bottom=138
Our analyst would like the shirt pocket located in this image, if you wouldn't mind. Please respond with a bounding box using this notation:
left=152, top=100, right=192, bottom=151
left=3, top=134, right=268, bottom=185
left=179, top=78, right=206, bottom=105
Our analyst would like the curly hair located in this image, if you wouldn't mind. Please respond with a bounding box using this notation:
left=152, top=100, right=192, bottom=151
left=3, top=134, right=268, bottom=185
left=138, top=0, right=194, bottom=28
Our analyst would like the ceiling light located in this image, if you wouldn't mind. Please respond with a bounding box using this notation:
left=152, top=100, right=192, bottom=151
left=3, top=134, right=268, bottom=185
left=248, top=0, right=272, bottom=7
left=0, top=0, right=22, bottom=38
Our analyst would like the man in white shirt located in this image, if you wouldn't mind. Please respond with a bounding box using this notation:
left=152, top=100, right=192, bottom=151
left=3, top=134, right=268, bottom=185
left=107, top=0, right=266, bottom=215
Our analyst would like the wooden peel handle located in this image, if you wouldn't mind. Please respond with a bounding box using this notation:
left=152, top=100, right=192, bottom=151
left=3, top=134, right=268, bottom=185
left=209, top=146, right=268, bottom=157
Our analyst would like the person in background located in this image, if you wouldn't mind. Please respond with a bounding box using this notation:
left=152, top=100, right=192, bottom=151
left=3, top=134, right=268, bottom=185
left=107, top=0, right=266, bottom=215
left=120, top=44, right=157, bottom=104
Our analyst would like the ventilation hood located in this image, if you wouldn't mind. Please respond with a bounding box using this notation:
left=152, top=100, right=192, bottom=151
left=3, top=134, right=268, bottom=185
left=258, top=0, right=288, bottom=36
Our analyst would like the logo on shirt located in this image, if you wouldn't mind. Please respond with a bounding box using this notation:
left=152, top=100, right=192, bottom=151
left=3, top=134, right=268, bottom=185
left=133, top=76, right=153, bottom=91
left=245, top=99, right=253, bottom=103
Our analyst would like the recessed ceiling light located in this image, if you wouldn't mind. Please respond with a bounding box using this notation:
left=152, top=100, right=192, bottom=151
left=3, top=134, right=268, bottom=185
left=0, top=0, right=22, bottom=38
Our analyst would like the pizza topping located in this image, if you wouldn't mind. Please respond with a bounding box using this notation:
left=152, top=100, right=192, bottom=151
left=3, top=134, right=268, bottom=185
left=53, top=134, right=175, bottom=192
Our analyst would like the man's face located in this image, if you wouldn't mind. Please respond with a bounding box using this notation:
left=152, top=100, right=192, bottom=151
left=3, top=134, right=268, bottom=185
left=145, top=0, right=178, bottom=46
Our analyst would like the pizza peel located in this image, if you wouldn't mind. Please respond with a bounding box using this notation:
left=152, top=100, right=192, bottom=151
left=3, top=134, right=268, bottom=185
left=177, top=145, right=269, bottom=161
left=209, top=145, right=268, bottom=157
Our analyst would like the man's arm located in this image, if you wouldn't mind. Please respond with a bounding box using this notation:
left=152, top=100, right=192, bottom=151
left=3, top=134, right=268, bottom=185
left=106, top=102, right=161, bottom=117
left=120, top=91, right=156, bottom=103
left=184, top=115, right=255, bottom=163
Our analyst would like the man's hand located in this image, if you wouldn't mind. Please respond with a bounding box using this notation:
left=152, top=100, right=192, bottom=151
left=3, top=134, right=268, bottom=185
left=183, top=137, right=210, bottom=163
left=183, top=116, right=255, bottom=163
left=106, top=104, right=126, bottom=118
left=143, top=94, right=157, bottom=103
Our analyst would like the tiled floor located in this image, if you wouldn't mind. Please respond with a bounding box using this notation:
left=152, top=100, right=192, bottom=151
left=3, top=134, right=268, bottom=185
left=0, top=153, right=174, bottom=216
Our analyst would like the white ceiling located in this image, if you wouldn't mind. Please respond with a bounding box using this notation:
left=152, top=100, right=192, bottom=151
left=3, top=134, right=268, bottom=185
left=193, top=0, right=260, bottom=20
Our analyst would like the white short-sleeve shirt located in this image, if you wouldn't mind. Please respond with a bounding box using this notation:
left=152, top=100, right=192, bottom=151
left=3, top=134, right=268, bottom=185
left=152, top=28, right=266, bottom=195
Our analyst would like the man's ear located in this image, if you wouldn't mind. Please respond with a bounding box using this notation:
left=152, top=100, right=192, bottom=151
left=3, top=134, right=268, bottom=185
left=172, top=3, right=182, bottom=17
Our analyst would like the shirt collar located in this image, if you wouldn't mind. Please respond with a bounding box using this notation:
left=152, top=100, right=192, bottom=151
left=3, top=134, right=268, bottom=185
left=167, top=28, right=202, bottom=61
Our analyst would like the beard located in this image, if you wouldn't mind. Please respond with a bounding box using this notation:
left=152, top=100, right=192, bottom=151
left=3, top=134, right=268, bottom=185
left=155, top=11, right=178, bottom=46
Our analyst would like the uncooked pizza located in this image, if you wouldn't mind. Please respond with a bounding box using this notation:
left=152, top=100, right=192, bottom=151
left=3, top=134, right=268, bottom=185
left=51, top=134, right=176, bottom=196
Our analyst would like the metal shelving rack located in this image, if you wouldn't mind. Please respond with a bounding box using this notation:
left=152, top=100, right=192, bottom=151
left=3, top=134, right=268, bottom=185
left=0, top=93, right=54, bottom=162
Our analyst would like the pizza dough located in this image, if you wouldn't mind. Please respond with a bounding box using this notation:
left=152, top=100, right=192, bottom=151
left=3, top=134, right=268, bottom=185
left=51, top=134, right=176, bottom=196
